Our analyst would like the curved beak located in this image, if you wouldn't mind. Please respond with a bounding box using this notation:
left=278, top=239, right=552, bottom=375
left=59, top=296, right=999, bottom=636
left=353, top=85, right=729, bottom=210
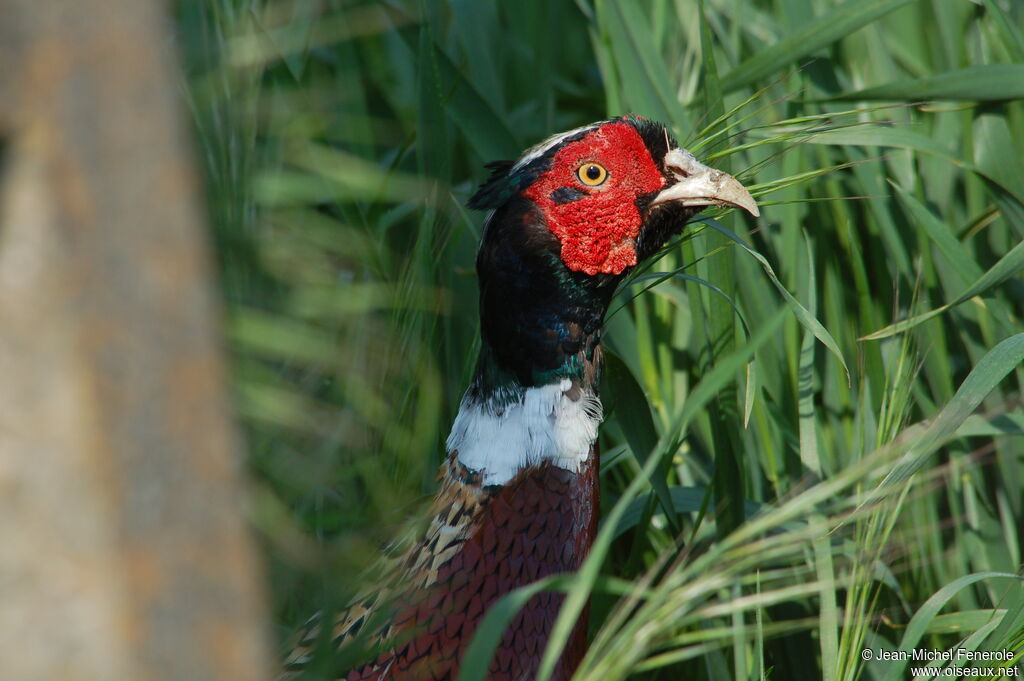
left=650, top=148, right=759, bottom=218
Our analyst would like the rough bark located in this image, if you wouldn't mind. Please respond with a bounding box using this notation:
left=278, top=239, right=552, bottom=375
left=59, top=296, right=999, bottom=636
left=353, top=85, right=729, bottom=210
left=0, top=2, right=274, bottom=679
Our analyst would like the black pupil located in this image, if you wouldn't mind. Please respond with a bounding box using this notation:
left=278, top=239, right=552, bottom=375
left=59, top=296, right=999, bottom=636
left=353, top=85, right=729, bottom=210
left=586, top=165, right=601, bottom=180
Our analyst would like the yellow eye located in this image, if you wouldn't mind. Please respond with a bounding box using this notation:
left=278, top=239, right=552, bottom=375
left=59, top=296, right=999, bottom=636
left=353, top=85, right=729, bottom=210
left=576, top=162, right=608, bottom=186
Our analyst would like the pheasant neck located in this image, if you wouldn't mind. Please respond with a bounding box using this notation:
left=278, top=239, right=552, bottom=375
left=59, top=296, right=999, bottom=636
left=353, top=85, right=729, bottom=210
left=474, top=199, right=620, bottom=392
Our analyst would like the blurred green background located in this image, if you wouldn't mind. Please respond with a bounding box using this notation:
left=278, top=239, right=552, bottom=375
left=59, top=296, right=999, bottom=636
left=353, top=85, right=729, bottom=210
left=176, top=0, right=1024, bottom=679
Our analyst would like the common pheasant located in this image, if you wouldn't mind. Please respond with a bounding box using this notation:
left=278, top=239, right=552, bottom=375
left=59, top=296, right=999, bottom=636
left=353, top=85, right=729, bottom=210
left=284, top=115, right=758, bottom=681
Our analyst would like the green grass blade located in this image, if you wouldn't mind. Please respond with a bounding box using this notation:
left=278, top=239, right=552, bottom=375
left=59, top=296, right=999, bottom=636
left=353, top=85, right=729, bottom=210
left=830, top=64, right=1024, bottom=102
left=880, top=573, right=1024, bottom=681
left=720, top=0, right=913, bottom=93
left=604, top=350, right=682, bottom=535
left=862, top=240, right=1024, bottom=340
left=698, top=0, right=725, bottom=151
left=877, top=334, right=1024, bottom=486
left=892, top=183, right=983, bottom=283
left=974, top=111, right=1024, bottom=204
left=699, top=0, right=745, bottom=540
left=598, top=0, right=688, bottom=127
left=419, top=36, right=521, bottom=162
left=814, top=515, right=838, bottom=681
left=797, top=234, right=821, bottom=475
left=613, top=486, right=765, bottom=539
left=701, top=219, right=851, bottom=384
left=979, top=0, right=1024, bottom=62
left=754, top=124, right=957, bottom=159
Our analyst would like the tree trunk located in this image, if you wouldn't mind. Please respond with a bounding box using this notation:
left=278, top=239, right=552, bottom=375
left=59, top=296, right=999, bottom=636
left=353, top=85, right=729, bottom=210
left=0, top=2, right=274, bottom=679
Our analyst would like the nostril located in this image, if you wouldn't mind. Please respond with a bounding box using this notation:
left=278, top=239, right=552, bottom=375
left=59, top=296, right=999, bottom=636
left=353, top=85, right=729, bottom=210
left=662, top=148, right=703, bottom=180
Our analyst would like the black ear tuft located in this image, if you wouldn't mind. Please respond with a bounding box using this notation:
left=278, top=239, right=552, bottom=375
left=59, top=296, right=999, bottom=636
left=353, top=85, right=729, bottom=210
left=623, top=115, right=678, bottom=162
left=468, top=160, right=516, bottom=210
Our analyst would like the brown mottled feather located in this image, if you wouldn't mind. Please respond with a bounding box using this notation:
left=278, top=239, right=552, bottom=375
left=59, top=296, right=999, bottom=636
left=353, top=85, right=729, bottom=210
left=283, top=446, right=599, bottom=681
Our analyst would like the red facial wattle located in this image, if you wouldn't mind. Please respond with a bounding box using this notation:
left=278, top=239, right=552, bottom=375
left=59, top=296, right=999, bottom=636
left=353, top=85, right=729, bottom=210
left=523, top=121, right=666, bottom=276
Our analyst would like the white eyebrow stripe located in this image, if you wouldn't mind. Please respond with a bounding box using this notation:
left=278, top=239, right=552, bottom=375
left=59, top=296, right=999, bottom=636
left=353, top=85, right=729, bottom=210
left=511, top=122, right=602, bottom=170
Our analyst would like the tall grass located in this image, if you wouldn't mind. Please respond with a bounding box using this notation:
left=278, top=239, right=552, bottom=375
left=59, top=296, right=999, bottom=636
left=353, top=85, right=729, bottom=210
left=178, top=0, right=1024, bottom=679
